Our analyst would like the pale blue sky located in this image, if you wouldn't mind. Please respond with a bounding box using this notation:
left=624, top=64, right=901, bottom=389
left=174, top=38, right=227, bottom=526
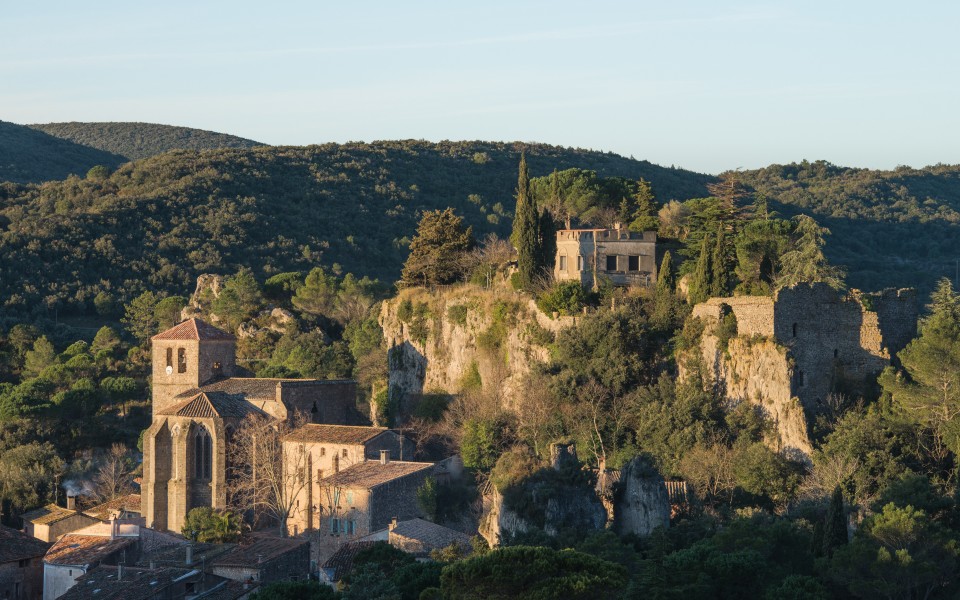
left=2, top=1, right=958, bottom=173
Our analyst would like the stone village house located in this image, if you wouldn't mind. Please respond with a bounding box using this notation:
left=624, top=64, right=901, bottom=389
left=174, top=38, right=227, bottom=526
left=554, top=225, right=658, bottom=288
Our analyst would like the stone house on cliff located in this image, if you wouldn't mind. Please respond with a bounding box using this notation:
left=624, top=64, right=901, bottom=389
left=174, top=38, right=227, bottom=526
left=0, top=525, right=48, bottom=600
left=692, top=283, right=917, bottom=455
left=554, top=225, right=657, bottom=287
left=141, top=318, right=357, bottom=533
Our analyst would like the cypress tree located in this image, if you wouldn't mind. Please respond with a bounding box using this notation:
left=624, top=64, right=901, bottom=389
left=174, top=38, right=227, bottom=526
left=822, top=485, right=847, bottom=556
left=656, top=251, right=674, bottom=294
left=511, top=153, right=542, bottom=290
left=629, top=178, right=659, bottom=231
left=711, top=225, right=730, bottom=297
left=539, top=209, right=557, bottom=274
left=688, top=233, right=712, bottom=304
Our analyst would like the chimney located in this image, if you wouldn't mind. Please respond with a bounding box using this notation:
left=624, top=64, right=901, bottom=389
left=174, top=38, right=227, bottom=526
left=185, top=545, right=194, bottom=566
left=389, top=517, right=398, bottom=532
left=110, top=519, right=119, bottom=539
left=66, top=492, right=77, bottom=511
left=380, top=450, right=390, bottom=465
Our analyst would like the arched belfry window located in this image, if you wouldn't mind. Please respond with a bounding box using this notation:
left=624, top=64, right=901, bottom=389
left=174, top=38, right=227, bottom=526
left=195, top=424, right=213, bottom=480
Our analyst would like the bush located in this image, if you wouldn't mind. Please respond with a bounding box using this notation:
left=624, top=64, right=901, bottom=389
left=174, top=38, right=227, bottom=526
left=536, top=281, right=592, bottom=316
left=447, top=304, right=468, bottom=326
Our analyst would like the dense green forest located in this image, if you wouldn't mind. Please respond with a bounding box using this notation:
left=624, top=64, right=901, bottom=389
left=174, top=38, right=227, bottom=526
left=29, top=121, right=264, bottom=161
left=0, top=140, right=710, bottom=320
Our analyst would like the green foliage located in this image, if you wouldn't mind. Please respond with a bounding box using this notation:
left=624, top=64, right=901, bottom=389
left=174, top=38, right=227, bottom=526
left=822, top=485, right=848, bottom=557
left=23, top=337, right=55, bottom=378
left=711, top=225, right=731, bottom=297
left=733, top=218, right=793, bottom=296
left=512, top=153, right=545, bottom=290
left=263, top=271, right=304, bottom=301
left=154, top=295, right=187, bottom=331
left=447, top=304, right=468, bottom=327
left=212, top=268, right=262, bottom=329
left=0, top=441, right=64, bottom=515
left=250, top=580, right=339, bottom=600
left=122, top=291, right=161, bottom=342
left=292, top=267, right=339, bottom=316
left=688, top=232, right=712, bottom=304
left=86, top=165, right=111, bottom=180
left=401, top=208, right=475, bottom=287
left=181, top=506, right=243, bottom=543
left=829, top=503, right=960, bottom=599
left=714, top=305, right=738, bottom=354
left=439, top=545, right=627, bottom=600
left=776, top=215, right=845, bottom=290
left=656, top=251, right=675, bottom=294
left=536, top=281, right=592, bottom=316
left=416, top=476, right=440, bottom=522
left=461, top=415, right=514, bottom=472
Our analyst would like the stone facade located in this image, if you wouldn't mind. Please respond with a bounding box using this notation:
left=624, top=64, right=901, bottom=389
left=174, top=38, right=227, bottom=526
left=142, top=319, right=358, bottom=533
left=692, top=283, right=918, bottom=455
left=554, top=226, right=657, bottom=287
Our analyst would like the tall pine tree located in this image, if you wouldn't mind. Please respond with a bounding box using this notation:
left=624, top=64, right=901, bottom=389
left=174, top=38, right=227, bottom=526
left=656, top=251, right=674, bottom=294
left=511, top=153, right=543, bottom=290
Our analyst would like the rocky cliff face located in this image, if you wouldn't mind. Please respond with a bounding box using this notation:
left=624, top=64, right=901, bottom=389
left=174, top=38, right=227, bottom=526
left=380, top=285, right=573, bottom=417
left=612, top=457, right=671, bottom=537
left=700, top=333, right=812, bottom=456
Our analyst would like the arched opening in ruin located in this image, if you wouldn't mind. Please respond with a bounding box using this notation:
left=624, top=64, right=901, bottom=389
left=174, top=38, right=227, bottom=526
left=792, top=323, right=798, bottom=337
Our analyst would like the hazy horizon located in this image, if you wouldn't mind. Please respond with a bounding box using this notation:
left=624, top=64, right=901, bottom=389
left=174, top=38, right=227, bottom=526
left=4, top=1, right=959, bottom=174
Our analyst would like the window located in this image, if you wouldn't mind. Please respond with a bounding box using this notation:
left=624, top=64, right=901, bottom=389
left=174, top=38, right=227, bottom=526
left=342, top=448, right=348, bottom=458
left=320, top=447, right=326, bottom=457
left=166, top=348, right=173, bottom=369
left=177, top=348, right=187, bottom=373
left=605, top=255, right=618, bottom=271
left=330, top=518, right=340, bottom=534
left=792, top=323, right=798, bottom=338
left=194, top=425, right=212, bottom=479
left=346, top=491, right=354, bottom=505
left=628, top=255, right=640, bottom=271
left=346, top=520, right=356, bottom=535
left=559, top=255, right=567, bottom=271
left=577, top=255, right=583, bottom=271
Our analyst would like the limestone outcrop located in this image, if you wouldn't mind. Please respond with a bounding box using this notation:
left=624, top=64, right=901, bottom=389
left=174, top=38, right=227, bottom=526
left=380, top=285, right=574, bottom=418
left=612, top=457, right=671, bottom=537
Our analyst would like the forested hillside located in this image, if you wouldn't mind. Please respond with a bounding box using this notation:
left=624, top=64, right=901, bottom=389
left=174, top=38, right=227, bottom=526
left=0, top=121, right=127, bottom=183
left=0, top=141, right=710, bottom=319
left=740, top=161, right=960, bottom=293
left=29, top=121, right=264, bottom=161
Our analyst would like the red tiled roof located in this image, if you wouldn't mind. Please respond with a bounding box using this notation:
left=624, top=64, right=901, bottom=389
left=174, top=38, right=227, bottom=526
left=0, top=525, right=49, bottom=563
left=20, top=503, right=85, bottom=526
left=151, top=318, right=235, bottom=342
left=284, top=424, right=390, bottom=445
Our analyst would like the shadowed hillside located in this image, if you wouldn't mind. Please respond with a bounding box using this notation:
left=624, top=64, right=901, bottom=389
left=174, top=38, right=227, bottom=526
left=0, top=140, right=711, bottom=317
left=0, top=121, right=127, bottom=183
left=29, top=121, right=265, bottom=161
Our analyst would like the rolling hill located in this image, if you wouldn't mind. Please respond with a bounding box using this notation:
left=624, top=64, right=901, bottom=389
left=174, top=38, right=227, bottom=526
left=0, top=140, right=712, bottom=318
left=29, top=121, right=265, bottom=161
left=0, top=120, right=127, bottom=183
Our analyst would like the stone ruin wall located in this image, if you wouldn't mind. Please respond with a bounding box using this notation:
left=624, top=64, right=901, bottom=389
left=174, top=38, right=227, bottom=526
left=693, top=283, right=918, bottom=456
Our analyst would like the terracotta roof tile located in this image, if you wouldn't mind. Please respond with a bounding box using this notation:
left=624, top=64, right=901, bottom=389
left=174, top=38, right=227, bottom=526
left=319, top=460, right=433, bottom=489
left=284, top=424, right=390, bottom=445
left=151, top=319, right=235, bottom=342
left=158, top=391, right=263, bottom=419
left=45, top=534, right=137, bottom=567
left=83, top=494, right=142, bottom=521
left=321, top=541, right=377, bottom=582
left=0, top=525, right=49, bottom=563
left=20, top=503, right=84, bottom=526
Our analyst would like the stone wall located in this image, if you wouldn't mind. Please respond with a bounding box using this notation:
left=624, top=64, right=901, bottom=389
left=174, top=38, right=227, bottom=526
left=693, top=283, right=918, bottom=456
left=278, top=380, right=358, bottom=425
left=368, top=470, right=432, bottom=534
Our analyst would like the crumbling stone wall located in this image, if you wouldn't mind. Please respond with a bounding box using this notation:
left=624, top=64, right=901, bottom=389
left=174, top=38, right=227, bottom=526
left=694, top=283, right=917, bottom=456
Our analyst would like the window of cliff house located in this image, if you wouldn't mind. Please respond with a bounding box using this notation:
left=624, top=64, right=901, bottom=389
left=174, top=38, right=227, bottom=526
left=792, top=323, right=798, bottom=338
left=606, top=255, right=618, bottom=271
left=177, top=348, right=187, bottom=373
left=628, top=255, right=640, bottom=271
left=342, top=448, right=348, bottom=458
left=346, top=491, right=353, bottom=505
left=577, top=255, right=583, bottom=271
left=559, top=255, right=567, bottom=271
left=834, top=349, right=839, bottom=358
left=166, top=348, right=173, bottom=369
left=320, top=447, right=326, bottom=457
